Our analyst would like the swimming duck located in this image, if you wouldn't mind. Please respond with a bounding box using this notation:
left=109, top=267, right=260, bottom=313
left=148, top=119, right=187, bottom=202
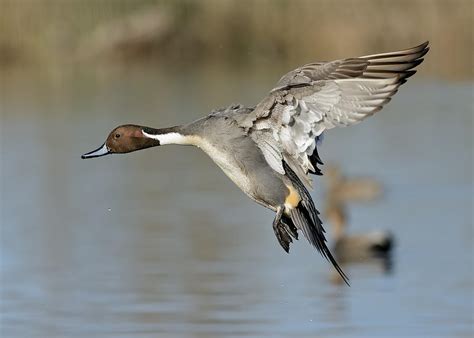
left=82, top=42, right=429, bottom=285
left=324, top=165, right=394, bottom=263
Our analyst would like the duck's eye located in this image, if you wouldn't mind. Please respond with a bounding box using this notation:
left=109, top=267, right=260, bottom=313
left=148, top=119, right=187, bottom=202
left=114, top=133, right=121, bottom=139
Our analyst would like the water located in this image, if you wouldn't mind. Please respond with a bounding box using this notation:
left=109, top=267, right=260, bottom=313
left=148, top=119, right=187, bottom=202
left=1, top=65, right=472, bottom=337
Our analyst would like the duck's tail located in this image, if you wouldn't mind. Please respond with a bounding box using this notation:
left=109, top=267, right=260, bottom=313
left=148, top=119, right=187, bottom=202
left=283, top=162, right=350, bottom=286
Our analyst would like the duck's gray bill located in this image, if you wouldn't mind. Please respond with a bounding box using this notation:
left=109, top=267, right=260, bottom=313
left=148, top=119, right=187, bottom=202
left=81, top=143, right=109, bottom=159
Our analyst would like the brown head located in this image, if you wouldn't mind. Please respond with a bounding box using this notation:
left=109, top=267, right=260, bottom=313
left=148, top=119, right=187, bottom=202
left=81, top=124, right=160, bottom=159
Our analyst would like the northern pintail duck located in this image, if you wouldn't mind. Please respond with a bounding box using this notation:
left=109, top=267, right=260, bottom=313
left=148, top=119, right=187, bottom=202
left=324, top=165, right=394, bottom=263
left=82, top=42, right=429, bottom=285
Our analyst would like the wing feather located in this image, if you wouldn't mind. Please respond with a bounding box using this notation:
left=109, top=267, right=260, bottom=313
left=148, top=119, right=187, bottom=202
left=275, top=41, right=429, bottom=89
left=240, top=42, right=429, bottom=186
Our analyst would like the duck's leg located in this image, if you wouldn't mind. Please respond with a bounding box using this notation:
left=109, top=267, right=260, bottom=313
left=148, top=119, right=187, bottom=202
left=280, top=215, right=298, bottom=240
left=273, top=205, right=292, bottom=253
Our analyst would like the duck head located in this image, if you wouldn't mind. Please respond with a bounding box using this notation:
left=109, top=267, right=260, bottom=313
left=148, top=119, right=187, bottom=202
left=81, top=124, right=161, bottom=159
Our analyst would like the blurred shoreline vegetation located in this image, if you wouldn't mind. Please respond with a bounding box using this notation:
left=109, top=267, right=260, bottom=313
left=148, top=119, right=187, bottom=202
left=0, top=0, right=472, bottom=80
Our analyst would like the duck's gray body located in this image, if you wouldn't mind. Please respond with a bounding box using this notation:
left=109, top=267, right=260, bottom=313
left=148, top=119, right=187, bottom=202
left=183, top=101, right=336, bottom=267
left=184, top=105, right=289, bottom=211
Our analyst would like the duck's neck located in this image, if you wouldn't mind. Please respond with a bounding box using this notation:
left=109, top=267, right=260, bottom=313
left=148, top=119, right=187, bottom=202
left=141, top=126, right=196, bottom=146
left=332, top=220, right=345, bottom=241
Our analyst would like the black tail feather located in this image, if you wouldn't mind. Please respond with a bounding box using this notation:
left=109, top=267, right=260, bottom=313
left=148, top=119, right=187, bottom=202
left=284, top=162, right=350, bottom=286
left=309, top=144, right=324, bottom=176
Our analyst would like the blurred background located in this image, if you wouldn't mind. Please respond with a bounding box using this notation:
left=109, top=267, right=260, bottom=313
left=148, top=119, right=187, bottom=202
left=1, top=1, right=472, bottom=337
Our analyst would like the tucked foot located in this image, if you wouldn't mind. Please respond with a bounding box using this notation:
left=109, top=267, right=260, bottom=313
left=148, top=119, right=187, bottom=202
left=272, top=206, right=293, bottom=253
left=280, top=215, right=298, bottom=240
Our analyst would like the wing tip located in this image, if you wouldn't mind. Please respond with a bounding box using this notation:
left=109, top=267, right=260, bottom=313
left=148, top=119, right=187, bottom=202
left=360, top=40, right=429, bottom=82
left=415, top=40, right=430, bottom=51
left=400, top=40, right=430, bottom=56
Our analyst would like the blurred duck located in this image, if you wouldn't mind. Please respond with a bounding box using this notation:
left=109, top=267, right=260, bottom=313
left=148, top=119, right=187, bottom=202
left=82, top=42, right=428, bottom=285
left=325, top=165, right=394, bottom=263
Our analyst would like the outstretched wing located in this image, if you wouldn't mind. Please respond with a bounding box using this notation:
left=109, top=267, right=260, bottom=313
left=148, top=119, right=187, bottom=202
left=238, top=41, right=429, bottom=187
left=275, top=41, right=429, bottom=89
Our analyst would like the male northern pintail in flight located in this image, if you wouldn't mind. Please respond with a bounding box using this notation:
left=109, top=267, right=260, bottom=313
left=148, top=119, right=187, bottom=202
left=82, top=42, right=429, bottom=285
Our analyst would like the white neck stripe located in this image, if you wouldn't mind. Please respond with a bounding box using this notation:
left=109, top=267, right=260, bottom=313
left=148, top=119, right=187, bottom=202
left=142, top=130, right=189, bottom=145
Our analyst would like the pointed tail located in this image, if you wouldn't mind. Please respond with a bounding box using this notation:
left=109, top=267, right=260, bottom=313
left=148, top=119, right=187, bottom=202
left=284, top=162, right=350, bottom=285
